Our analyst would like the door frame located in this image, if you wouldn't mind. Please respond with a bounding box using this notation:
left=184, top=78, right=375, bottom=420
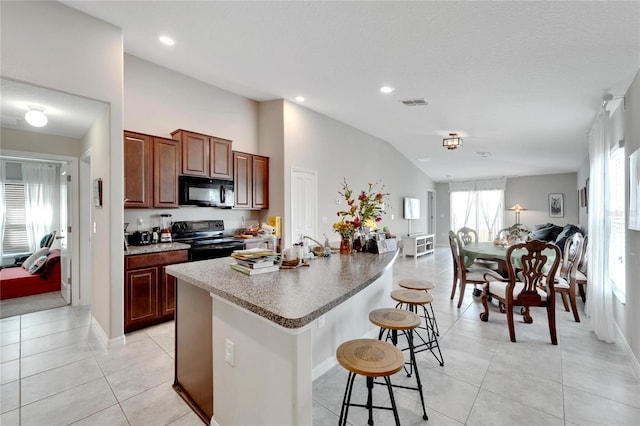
left=289, top=167, right=318, bottom=249
left=2, top=149, right=80, bottom=305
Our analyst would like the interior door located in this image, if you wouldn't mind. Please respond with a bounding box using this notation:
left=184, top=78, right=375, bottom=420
left=290, top=168, right=317, bottom=248
left=427, top=190, right=436, bottom=235
left=59, top=163, right=71, bottom=304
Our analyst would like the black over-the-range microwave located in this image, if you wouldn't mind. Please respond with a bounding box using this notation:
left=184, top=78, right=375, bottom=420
left=179, top=175, right=235, bottom=208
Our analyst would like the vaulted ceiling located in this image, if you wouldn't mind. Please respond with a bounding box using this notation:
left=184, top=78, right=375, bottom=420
left=15, top=1, right=640, bottom=181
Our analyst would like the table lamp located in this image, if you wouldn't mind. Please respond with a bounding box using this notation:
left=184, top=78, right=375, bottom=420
left=509, top=204, right=526, bottom=225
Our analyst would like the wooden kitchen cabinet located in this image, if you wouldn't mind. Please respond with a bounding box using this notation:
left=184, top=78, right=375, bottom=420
left=124, top=249, right=188, bottom=332
left=124, top=131, right=152, bottom=208
left=153, top=137, right=180, bottom=208
left=233, top=151, right=269, bottom=209
left=172, top=129, right=232, bottom=180
left=124, top=131, right=180, bottom=209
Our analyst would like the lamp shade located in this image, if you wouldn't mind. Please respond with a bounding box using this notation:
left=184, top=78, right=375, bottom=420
left=509, top=204, right=526, bottom=212
left=25, top=106, right=48, bottom=127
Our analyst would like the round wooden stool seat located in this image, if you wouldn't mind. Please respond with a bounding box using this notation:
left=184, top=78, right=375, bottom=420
left=391, top=289, right=433, bottom=305
left=369, top=308, right=421, bottom=331
left=399, top=279, right=435, bottom=291
left=336, top=338, right=404, bottom=378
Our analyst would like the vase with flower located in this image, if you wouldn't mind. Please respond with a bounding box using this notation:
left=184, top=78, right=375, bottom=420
left=333, top=178, right=389, bottom=254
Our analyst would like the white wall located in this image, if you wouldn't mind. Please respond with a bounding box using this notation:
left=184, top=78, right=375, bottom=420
left=281, top=100, right=435, bottom=247
left=1, top=1, right=124, bottom=341
left=622, top=69, right=640, bottom=367
left=0, top=128, right=84, bottom=157
left=505, top=173, right=579, bottom=229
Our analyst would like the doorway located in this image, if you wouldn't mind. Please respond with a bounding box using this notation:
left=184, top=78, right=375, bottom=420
left=290, top=168, right=318, bottom=248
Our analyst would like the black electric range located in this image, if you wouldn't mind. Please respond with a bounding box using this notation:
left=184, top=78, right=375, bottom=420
left=171, top=220, right=245, bottom=261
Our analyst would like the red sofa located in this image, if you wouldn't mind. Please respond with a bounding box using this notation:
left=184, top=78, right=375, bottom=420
left=0, top=249, right=61, bottom=300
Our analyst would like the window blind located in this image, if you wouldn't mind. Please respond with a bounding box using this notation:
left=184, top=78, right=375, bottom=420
left=2, top=183, right=30, bottom=254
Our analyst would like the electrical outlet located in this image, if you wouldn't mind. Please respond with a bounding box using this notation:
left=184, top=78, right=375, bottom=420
left=225, top=339, right=235, bottom=367
left=318, top=315, right=325, bottom=328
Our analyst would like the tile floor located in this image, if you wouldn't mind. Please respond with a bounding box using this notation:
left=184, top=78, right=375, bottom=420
left=1, top=247, right=640, bottom=425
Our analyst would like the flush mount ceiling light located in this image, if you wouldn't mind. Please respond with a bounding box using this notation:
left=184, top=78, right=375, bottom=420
left=443, top=133, right=463, bottom=150
left=159, top=35, right=175, bottom=46
left=295, top=96, right=305, bottom=102
left=379, top=86, right=395, bottom=94
left=25, top=106, right=48, bottom=127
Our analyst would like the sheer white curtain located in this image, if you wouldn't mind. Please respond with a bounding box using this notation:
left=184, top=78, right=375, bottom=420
left=22, top=163, right=57, bottom=251
left=585, top=110, right=616, bottom=343
left=450, top=179, right=505, bottom=241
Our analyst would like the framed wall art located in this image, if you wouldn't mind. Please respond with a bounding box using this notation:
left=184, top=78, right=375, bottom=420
left=549, top=193, right=564, bottom=218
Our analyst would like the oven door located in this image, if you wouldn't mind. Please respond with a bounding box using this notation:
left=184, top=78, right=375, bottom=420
left=189, top=242, right=245, bottom=261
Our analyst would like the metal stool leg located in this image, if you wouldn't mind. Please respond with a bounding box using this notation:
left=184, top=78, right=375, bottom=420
left=407, top=329, right=429, bottom=420
left=384, top=375, right=401, bottom=426
left=366, top=376, right=374, bottom=425
left=339, top=372, right=356, bottom=426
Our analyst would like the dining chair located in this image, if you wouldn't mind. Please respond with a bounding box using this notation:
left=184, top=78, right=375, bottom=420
left=550, top=233, right=584, bottom=322
left=575, top=234, right=588, bottom=302
left=456, top=226, right=499, bottom=270
left=456, top=226, right=478, bottom=246
left=448, top=231, right=501, bottom=308
left=479, top=239, right=562, bottom=344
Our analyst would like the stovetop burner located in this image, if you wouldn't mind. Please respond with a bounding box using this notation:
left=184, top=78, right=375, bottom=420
left=172, top=220, right=245, bottom=261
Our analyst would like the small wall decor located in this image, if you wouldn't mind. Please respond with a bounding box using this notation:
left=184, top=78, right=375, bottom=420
left=549, top=193, right=564, bottom=218
left=579, top=187, right=586, bottom=207
left=629, top=149, right=640, bottom=230
left=93, top=178, right=103, bottom=208
left=585, top=177, right=589, bottom=214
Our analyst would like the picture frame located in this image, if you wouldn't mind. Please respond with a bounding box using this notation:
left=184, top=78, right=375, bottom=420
left=579, top=187, right=586, bottom=207
left=549, top=193, right=564, bottom=218
left=93, top=178, right=103, bottom=208
left=585, top=177, right=589, bottom=214
left=629, top=149, right=640, bottom=230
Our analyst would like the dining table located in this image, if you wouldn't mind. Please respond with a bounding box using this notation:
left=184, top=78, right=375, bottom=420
left=462, top=241, right=558, bottom=277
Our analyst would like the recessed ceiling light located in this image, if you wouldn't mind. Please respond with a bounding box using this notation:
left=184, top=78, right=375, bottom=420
left=417, top=157, right=432, bottom=163
left=25, top=106, right=48, bottom=127
left=295, top=96, right=305, bottom=102
left=380, top=86, right=395, bottom=94
left=159, top=35, right=175, bottom=46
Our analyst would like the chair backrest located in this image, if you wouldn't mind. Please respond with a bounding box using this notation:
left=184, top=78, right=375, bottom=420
left=561, top=233, right=584, bottom=280
left=40, top=231, right=56, bottom=249
left=448, top=230, right=464, bottom=274
left=505, top=239, right=562, bottom=305
left=497, top=227, right=510, bottom=240
left=577, top=234, right=589, bottom=274
left=456, top=227, right=477, bottom=246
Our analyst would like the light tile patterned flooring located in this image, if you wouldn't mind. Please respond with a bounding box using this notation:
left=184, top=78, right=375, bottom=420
left=1, top=247, right=639, bottom=425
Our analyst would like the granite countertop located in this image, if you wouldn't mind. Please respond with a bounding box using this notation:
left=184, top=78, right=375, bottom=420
left=125, top=242, right=190, bottom=256
left=166, top=250, right=399, bottom=329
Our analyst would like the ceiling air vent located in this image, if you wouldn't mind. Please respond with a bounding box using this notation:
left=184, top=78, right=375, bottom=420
left=400, top=98, right=428, bottom=107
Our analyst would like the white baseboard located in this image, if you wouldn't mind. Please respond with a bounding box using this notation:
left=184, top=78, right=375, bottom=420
left=615, top=322, right=640, bottom=378
left=90, top=316, right=126, bottom=349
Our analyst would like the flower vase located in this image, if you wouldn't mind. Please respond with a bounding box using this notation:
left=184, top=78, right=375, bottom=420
left=340, top=237, right=353, bottom=254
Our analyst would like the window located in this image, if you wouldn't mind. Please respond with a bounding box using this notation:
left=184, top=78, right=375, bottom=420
left=2, top=182, right=30, bottom=255
left=451, top=189, right=504, bottom=241
left=609, top=145, right=625, bottom=296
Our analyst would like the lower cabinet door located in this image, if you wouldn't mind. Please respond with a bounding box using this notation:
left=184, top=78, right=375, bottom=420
left=160, top=266, right=176, bottom=319
left=125, top=267, right=159, bottom=332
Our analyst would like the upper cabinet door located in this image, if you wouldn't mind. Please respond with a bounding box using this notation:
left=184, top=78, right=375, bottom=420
left=153, top=137, right=180, bottom=208
left=210, top=136, right=233, bottom=180
left=252, top=155, right=269, bottom=209
left=233, top=151, right=252, bottom=209
left=173, top=130, right=209, bottom=177
left=124, top=131, right=152, bottom=208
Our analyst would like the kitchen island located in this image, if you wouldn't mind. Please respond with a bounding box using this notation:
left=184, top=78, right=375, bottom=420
left=166, top=249, right=398, bottom=426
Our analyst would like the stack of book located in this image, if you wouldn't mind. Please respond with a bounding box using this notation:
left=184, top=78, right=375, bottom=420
left=230, top=248, right=280, bottom=275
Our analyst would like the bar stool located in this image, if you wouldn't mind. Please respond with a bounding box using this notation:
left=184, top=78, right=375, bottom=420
left=369, top=308, right=429, bottom=421
left=336, top=338, right=404, bottom=426
left=398, top=278, right=440, bottom=336
left=391, top=289, right=444, bottom=366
